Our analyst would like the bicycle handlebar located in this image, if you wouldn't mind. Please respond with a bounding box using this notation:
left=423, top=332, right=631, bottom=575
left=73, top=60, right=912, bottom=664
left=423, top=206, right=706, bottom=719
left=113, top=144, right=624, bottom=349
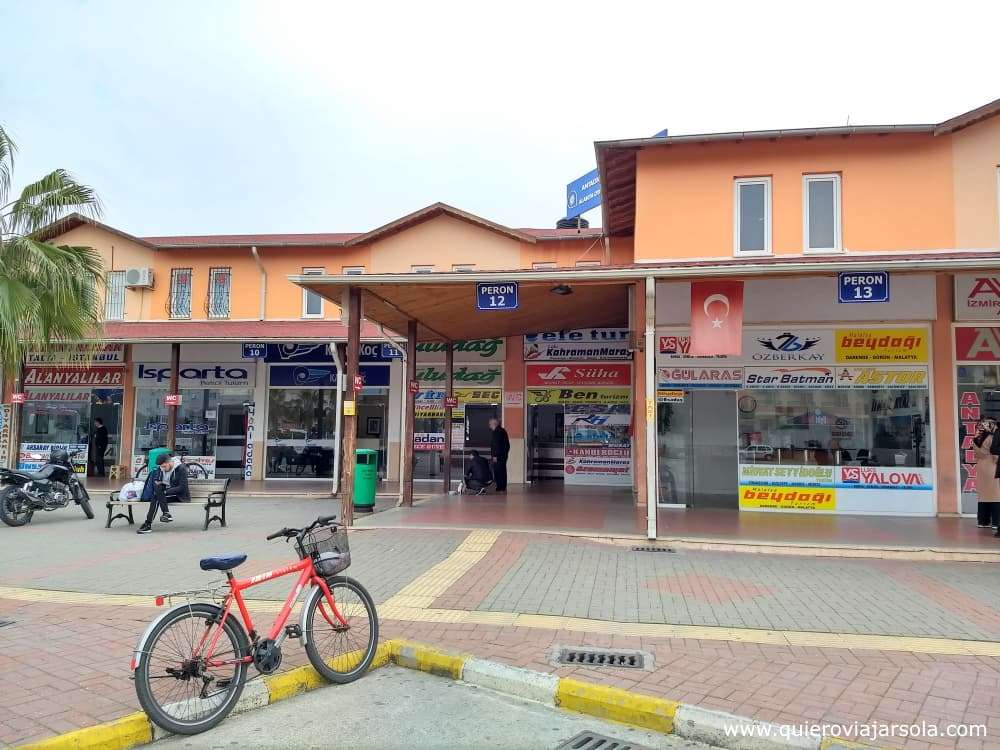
left=265, top=515, right=338, bottom=542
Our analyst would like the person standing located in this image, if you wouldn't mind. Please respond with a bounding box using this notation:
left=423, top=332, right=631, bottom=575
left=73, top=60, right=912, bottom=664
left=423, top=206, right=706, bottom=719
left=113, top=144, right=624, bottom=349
left=138, top=452, right=190, bottom=534
left=976, top=419, right=1000, bottom=531
left=489, top=417, right=510, bottom=493
left=91, top=417, right=109, bottom=477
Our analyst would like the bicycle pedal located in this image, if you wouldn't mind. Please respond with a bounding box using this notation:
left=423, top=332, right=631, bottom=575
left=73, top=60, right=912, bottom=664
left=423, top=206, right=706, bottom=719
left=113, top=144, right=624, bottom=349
left=284, top=624, right=302, bottom=639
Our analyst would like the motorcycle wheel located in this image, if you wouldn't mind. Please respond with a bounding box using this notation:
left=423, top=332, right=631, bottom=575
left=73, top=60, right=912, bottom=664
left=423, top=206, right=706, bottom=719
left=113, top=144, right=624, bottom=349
left=77, top=485, right=94, bottom=520
left=0, top=486, right=33, bottom=527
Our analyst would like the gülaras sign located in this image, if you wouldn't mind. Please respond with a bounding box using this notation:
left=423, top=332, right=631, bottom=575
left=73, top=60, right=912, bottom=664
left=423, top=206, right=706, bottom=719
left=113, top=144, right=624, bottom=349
left=526, top=363, right=631, bottom=387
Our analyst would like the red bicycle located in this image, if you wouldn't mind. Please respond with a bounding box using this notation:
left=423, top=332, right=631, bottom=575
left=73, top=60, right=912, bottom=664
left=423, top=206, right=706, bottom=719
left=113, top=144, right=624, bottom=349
left=132, top=515, right=378, bottom=735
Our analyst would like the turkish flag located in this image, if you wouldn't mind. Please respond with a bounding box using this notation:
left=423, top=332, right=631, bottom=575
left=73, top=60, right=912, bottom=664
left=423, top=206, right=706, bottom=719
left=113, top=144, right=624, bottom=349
left=689, top=281, right=744, bottom=356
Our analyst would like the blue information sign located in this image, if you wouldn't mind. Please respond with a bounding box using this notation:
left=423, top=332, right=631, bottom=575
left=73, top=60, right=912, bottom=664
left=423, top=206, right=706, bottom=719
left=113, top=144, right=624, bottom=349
left=566, top=168, right=601, bottom=219
left=838, top=271, right=889, bottom=303
left=476, top=281, right=518, bottom=311
left=380, top=343, right=403, bottom=359
left=242, top=342, right=267, bottom=359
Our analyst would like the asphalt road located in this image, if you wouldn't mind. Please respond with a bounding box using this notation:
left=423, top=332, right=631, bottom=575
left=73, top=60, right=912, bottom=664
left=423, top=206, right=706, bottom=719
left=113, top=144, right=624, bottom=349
left=155, top=666, right=714, bottom=750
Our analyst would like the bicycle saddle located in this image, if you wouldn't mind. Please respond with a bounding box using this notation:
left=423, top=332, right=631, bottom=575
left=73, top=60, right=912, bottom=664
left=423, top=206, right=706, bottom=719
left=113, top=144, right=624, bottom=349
left=199, top=554, right=247, bottom=571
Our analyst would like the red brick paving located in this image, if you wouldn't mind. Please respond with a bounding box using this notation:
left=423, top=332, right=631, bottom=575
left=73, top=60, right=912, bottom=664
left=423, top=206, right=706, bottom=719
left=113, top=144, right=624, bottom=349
left=3, top=596, right=1000, bottom=748
left=430, top=533, right=530, bottom=610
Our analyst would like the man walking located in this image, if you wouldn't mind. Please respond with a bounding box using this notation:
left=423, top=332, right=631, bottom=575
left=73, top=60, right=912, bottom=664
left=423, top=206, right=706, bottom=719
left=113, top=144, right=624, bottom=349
left=489, top=417, right=510, bottom=493
left=138, top=452, right=190, bottom=534
left=91, top=417, right=109, bottom=477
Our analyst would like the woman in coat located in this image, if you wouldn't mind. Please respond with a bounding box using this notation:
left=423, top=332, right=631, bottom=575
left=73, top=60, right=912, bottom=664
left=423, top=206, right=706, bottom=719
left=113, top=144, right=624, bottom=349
left=973, top=418, right=1000, bottom=530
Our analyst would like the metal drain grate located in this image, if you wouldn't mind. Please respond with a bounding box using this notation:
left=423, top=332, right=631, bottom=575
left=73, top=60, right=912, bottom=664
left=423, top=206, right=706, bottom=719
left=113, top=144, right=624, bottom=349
left=556, top=648, right=645, bottom=669
left=631, top=546, right=675, bottom=553
left=555, top=730, right=653, bottom=750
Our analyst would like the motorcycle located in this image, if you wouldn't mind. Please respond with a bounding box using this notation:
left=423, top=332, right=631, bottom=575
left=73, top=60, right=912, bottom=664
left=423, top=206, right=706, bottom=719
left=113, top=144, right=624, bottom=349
left=0, top=449, right=94, bottom=527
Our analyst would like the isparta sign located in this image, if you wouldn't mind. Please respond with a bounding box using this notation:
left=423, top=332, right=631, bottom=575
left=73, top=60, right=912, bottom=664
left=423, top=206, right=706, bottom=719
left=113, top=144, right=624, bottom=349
left=135, top=363, right=255, bottom=387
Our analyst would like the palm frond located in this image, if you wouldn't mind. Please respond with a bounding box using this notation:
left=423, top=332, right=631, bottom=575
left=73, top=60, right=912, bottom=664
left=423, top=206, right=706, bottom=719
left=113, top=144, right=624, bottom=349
left=5, top=168, right=102, bottom=236
left=0, top=123, right=15, bottom=209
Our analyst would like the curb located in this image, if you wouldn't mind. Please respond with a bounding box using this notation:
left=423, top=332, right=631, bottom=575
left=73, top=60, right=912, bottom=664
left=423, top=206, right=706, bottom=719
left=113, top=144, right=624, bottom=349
left=16, top=639, right=888, bottom=750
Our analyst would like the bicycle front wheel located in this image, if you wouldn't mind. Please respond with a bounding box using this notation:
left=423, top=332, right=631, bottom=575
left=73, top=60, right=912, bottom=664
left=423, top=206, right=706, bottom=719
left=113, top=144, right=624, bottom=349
left=185, top=461, right=209, bottom=479
left=135, top=603, right=249, bottom=735
left=303, top=576, right=379, bottom=683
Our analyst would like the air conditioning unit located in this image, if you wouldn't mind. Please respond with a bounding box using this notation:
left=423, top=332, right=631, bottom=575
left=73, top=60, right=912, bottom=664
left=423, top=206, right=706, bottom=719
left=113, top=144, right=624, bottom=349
left=124, top=267, right=154, bottom=288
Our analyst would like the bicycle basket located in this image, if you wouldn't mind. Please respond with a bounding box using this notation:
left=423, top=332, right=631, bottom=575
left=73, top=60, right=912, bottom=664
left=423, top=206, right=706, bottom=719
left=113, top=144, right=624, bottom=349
left=299, top=526, right=351, bottom=577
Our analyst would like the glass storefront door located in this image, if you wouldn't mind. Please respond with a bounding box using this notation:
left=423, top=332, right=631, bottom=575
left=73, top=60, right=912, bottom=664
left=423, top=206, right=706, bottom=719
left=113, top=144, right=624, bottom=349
left=357, top=390, right=388, bottom=479
left=265, top=388, right=337, bottom=478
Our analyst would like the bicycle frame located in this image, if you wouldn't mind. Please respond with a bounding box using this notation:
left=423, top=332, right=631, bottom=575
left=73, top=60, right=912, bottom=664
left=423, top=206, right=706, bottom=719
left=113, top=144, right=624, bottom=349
left=194, top=557, right=349, bottom=668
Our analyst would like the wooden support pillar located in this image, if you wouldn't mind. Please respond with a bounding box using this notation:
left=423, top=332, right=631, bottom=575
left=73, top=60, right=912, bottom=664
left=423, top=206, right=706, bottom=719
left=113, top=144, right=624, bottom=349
left=341, top=287, right=361, bottom=527
left=442, top=340, right=454, bottom=494
left=165, top=342, right=180, bottom=449
left=401, top=320, right=417, bottom=507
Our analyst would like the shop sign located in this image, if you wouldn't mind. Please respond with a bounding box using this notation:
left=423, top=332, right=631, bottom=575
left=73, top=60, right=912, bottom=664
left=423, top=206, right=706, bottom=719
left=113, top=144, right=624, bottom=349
left=26, top=343, right=125, bottom=365
left=136, top=363, right=256, bottom=387
left=24, top=389, right=91, bottom=402
left=415, top=388, right=501, bottom=416
left=24, top=366, right=125, bottom=387
left=244, top=403, right=256, bottom=481
left=658, top=367, right=743, bottom=388
left=743, top=366, right=835, bottom=389
left=524, top=328, right=631, bottom=361
left=416, top=338, right=505, bottom=362
left=525, top=362, right=631, bottom=387
left=739, top=485, right=836, bottom=511
left=839, top=466, right=932, bottom=490
left=959, top=391, right=982, bottom=494
left=835, top=328, right=927, bottom=364
left=744, top=330, right=833, bottom=363
left=835, top=366, right=928, bottom=389
left=564, top=410, right=631, bottom=486
left=838, top=271, right=889, bottom=303
left=19, top=443, right=87, bottom=474
left=267, top=364, right=388, bottom=388
left=526, top=388, right=631, bottom=405
left=955, top=275, right=1000, bottom=320
left=656, top=389, right=685, bottom=403
left=955, top=327, right=1000, bottom=362
left=415, top=365, right=502, bottom=386
left=658, top=335, right=731, bottom=361
left=413, top=432, right=445, bottom=450
left=739, top=464, right=835, bottom=486
left=263, top=343, right=331, bottom=362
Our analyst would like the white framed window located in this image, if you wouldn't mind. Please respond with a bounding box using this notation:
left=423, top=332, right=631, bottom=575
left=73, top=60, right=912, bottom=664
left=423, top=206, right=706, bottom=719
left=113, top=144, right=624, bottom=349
left=532, top=261, right=556, bottom=270
left=802, top=173, right=842, bottom=253
left=105, top=270, right=125, bottom=320
left=207, top=267, right=231, bottom=318
left=169, top=268, right=192, bottom=318
left=452, top=264, right=475, bottom=272
left=411, top=265, right=434, bottom=274
left=342, top=266, right=365, bottom=275
left=733, top=177, right=772, bottom=256
left=575, top=260, right=601, bottom=267
left=302, top=267, right=324, bottom=318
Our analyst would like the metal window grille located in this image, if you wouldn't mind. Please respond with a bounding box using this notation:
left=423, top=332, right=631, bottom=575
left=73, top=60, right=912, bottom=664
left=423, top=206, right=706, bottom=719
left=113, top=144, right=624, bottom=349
left=207, top=267, right=231, bottom=318
left=105, top=271, right=125, bottom=320
left=169, top=268, right=192, bottom=318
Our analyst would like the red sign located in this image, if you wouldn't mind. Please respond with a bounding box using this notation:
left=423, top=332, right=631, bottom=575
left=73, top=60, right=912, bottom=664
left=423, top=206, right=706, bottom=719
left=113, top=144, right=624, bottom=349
left=10, top=393, right=26, bottom=404
left=690, top=281, right=743, bottom=356
left=164, top=394, right=183, bottom=406
left=353, top=374, right=364, bottom=391
left=443, top=396, right=459, bottom=408
left=23, top=365, right=125, bottom=387
left=408, top=380, right=420, bottom=394
left=956, top=327, right=1000, bottom=361
left=526, top=363, right=631, bottom=387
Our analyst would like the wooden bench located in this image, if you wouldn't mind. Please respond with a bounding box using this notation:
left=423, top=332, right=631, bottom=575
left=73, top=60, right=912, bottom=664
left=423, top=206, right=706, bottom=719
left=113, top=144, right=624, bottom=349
left=106, top=478, right=231, bottom=530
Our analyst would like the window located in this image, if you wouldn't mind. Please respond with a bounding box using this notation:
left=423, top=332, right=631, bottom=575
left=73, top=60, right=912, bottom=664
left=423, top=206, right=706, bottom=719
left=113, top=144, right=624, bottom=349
left=342, top=266, right=365, bottom=275
left=411, top=265, right=434, bottom=273
left=452, top=264, right=475, bottom=272
left=575, top=260, right=601, bottom=267
left=302, top=267, right=324, bottom=318
left=803, top=174, right=842, bottom=253
left=105, top=270, right=125, bottom=320
left=734, top=177, right=772, bottom=255
left=169, top=268, right=192, bottom=318
left=532, top=262, right=556, bottom=270
left=207, top=267, right=231, bottom=318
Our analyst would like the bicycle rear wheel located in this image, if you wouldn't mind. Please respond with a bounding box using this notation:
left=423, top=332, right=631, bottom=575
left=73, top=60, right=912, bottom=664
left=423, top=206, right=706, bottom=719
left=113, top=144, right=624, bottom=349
left=185, top=461, right=209, bottom=479
left=135, top=603, right=249, bottom=735
left=303, top=576, right=379, bottom=683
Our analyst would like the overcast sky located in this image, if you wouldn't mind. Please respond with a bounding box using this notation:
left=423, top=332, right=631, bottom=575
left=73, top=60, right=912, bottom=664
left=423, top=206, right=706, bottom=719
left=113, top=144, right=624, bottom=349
left=4, top=1, right=998, bottom=235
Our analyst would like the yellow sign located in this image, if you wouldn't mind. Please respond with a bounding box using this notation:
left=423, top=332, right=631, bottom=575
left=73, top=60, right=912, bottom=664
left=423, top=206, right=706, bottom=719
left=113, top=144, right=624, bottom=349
left=526, top=388, right=631, bottom=405
left=645, top=398, right=655, bottom=422
left=343, top=400, right=356, bottom=417
left=836, top=366, right=928, bottom=389
left=835, top=328, right=928, bottom=364
left=656, top=389, right=685, bottom=403
left=739, top=485, right=836, bottom=511
left=455, top=388, right=501, bottom=404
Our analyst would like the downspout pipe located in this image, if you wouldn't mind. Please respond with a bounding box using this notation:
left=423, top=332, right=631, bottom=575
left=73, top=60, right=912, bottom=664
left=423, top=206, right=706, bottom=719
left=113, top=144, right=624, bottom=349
left=250, top=246, right=266, bottom=320
left=331, top=342, right=344, bottom=496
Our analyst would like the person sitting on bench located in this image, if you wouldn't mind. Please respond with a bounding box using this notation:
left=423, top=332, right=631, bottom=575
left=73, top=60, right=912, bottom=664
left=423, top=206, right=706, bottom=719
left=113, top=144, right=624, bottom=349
left=138, top=452, right=191, bottom=534
left=464, top=450, right=493, bottom=495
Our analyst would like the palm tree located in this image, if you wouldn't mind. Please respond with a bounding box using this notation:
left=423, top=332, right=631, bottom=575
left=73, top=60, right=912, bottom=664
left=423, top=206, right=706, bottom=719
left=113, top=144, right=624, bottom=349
left=0, top=124, right=105, bottom=378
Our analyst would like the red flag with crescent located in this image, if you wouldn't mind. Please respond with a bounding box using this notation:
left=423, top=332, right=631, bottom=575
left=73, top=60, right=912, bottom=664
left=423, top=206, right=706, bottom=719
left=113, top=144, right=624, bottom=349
left=690, top=281, right=744, bottom=356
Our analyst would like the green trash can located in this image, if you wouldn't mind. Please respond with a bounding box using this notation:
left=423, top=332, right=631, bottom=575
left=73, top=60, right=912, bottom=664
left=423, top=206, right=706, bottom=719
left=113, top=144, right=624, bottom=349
left=147, top=447, right=172, bottom=473
left=353, top=449, right=378, bottom=512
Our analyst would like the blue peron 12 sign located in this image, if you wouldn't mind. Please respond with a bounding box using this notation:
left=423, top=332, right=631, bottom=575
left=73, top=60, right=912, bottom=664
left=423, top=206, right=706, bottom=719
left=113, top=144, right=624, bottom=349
left=838, top=271, right=889, bottom=303
left=476, top=281, right=519, bottom=311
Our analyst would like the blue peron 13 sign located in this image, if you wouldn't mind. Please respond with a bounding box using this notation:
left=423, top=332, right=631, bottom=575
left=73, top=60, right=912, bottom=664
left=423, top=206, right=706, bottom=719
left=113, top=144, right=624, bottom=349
left=838, top=271, right=889, bottom=303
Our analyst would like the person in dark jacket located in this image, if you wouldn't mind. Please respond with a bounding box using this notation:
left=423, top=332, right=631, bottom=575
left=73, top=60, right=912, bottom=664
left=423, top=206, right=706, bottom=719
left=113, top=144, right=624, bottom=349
left=138, top=452, right=191, bottom=534
left=489, top=417, right=510, bottom=492
left=91, top=418, right=109, bottom=477
left=464, top=450, right=493, bottom=494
